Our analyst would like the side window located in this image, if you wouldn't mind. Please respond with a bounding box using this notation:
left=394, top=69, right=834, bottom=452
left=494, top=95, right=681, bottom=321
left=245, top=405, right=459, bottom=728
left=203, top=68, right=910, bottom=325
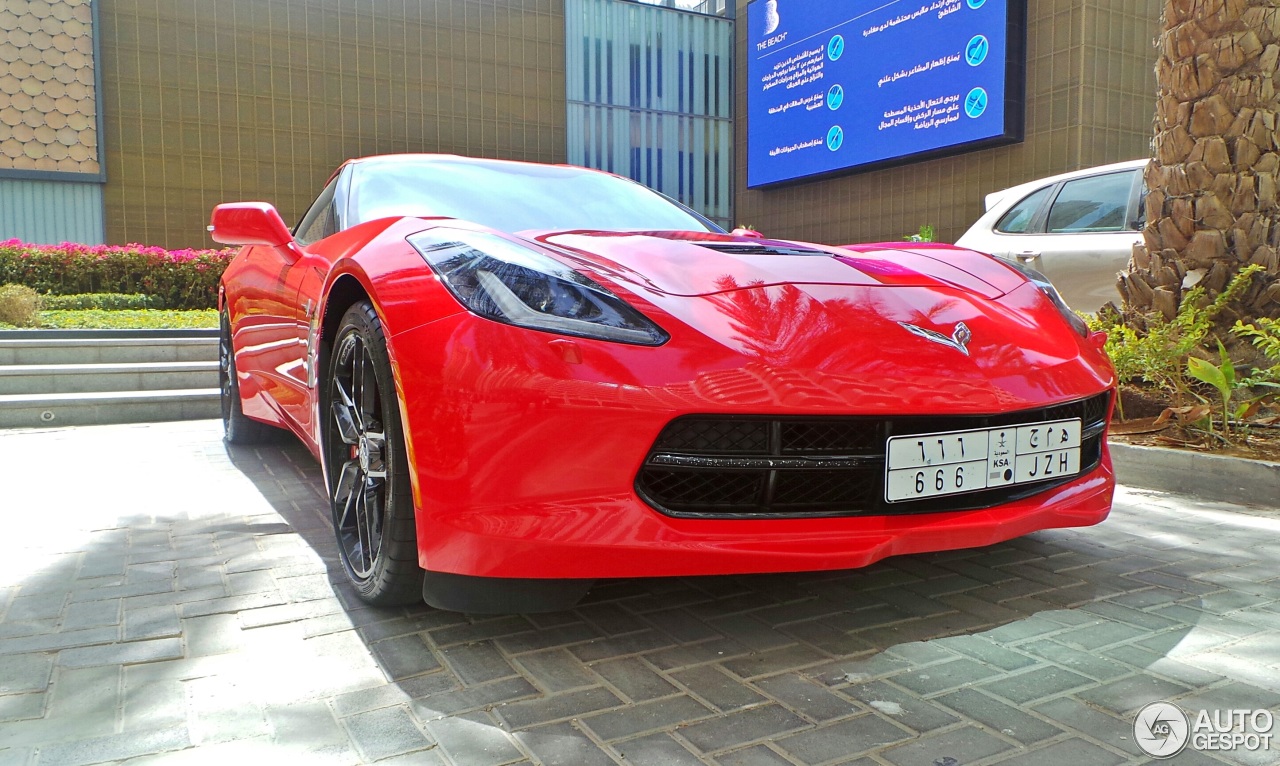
left=295, top=178, right=339, bottom=246
left=1045, top=170, right=1137, bottom=233
left=995, top=186, right=1052, bottom=233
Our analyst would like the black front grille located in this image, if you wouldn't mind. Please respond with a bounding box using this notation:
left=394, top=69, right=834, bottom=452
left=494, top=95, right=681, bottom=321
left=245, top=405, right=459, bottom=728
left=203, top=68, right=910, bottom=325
left=639, top=470, right=762, bottom=507
left=781, top=421, right=881, bottom=454
left=657, top=419, right=770, bottom=453
left=636, top=392, right=1112, bottom=519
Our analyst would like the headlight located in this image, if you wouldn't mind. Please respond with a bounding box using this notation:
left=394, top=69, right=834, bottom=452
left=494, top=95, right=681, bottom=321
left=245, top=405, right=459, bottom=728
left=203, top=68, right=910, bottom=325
left=408, top=228, right=669, bottom=346
left=1002, top=258, right=1089, bottom=338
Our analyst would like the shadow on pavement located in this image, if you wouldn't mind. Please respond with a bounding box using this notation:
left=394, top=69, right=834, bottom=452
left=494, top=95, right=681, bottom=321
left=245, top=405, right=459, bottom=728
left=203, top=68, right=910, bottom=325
left=215, top=436, right=1270, bottom=766
left=8, top=422, right=1274, bottom=765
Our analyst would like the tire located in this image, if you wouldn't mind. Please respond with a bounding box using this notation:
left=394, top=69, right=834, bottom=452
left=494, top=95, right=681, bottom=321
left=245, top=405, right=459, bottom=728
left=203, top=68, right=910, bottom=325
left=219, top=310, right=276, bottom=445
left=324, top=301, right=422, bottom=606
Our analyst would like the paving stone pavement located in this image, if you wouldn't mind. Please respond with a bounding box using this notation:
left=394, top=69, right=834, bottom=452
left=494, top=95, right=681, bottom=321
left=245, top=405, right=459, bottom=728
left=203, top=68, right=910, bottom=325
left=1, top=420, right=1278, bottom=766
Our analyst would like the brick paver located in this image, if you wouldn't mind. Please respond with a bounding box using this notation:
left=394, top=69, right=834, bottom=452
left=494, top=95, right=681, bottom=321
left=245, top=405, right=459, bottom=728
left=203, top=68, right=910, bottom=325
left=0, top=420, right=1277, bottom=765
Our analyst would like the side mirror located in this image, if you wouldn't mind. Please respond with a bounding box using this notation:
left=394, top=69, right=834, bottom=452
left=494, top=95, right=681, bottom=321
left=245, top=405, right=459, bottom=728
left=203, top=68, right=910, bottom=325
left=731, top=227, right=765, bottom=239
left=209, top=202, right=294, bottom=248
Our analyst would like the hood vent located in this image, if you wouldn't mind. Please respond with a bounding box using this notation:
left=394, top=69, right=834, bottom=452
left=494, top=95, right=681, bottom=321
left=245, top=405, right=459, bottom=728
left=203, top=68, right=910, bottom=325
left=695, top=243, right=832, bottom=257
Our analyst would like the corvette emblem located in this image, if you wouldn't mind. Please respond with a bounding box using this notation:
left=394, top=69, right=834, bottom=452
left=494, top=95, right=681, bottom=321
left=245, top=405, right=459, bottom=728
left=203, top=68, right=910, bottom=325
left=899, top=321, right=973, bottom=356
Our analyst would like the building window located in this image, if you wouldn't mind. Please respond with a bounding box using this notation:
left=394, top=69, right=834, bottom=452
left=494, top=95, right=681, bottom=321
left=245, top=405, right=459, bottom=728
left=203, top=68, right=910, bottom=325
left=566, top=0, right=733, bottom=229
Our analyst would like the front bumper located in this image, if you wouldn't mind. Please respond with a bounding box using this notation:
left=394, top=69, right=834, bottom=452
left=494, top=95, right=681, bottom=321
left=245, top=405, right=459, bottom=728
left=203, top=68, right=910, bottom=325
left=417, top=462, right=1113, bottom=579
left=390, top=311, right=1116, bottom=581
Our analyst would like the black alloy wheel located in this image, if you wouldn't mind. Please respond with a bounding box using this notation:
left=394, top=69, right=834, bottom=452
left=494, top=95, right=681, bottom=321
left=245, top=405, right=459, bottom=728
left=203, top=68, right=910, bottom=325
left=324, top=302, right=421, bottom=605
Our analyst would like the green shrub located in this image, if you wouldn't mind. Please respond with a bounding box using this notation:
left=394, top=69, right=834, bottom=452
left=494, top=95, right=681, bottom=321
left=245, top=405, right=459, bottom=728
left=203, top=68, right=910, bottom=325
left=1234, top=317, right=1280, bottom=385
left=1186, top=339, right=1279, bottom=438
left=41, top=293, right=159, bottom=310
left=906, top=224, right=936, bottom=242
left=1089, top=264, right=1264, bottom=394
left=0, top=283, right=43, bottom=327
left=38, top=309, right=219, bottom=330
left=0, top=239, right=235, bottom=310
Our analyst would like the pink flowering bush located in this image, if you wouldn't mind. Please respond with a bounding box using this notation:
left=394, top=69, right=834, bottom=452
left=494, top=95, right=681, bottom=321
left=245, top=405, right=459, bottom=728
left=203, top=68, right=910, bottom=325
left=0, top=239, right=236, bottom=310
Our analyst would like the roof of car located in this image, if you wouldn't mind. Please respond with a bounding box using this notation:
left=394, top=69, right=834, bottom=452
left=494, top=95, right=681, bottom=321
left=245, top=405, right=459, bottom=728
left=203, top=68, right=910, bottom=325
left=347, top=153, right=589, bottom=174
left=984, top=158, right=1148, bottom=211
left=319, top=154, right=604, bottom=192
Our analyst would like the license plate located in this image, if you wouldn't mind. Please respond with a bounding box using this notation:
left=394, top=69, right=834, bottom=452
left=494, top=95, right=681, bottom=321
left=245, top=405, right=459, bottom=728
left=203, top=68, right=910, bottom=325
left=885, top=419, right=1082, bottom=503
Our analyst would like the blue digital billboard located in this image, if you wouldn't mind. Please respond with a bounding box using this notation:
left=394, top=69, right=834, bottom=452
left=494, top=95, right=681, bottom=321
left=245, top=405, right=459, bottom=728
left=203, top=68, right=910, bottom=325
left=746, top=0, right=1025, bottom=188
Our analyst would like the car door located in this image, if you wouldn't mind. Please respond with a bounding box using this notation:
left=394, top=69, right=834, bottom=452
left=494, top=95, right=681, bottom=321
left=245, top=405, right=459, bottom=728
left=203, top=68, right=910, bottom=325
left=278, top=175, right=343, bottom=436
left=1009, top=169, right=1144, bottom=312
left=226, top=242, right=304, bottom=427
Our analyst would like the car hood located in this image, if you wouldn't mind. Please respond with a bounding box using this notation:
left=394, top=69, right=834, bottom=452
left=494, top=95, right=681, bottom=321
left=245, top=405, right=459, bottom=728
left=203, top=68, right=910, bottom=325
left=533, top=231, right=1023, bottom=300
left=643, top=279, right=1102, bottom=410
left=385, top=222, right=1110, bottom=411
left=516, top=231, right=1106, bottom=411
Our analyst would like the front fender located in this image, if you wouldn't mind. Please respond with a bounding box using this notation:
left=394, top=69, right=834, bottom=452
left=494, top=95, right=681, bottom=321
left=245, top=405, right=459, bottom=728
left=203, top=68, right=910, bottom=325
left=314, top=217, right=467, bottom=519
left=321, top=218, right=466, bottom=341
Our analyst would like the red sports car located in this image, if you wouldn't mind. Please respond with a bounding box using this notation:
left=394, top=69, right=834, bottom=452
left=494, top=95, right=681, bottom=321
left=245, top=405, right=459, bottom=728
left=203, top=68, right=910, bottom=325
left=211, top=154, right=1116, bottom=613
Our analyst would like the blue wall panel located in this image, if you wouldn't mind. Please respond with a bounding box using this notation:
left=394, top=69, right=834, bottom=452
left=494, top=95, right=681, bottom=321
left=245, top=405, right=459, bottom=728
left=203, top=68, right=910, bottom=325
left=0, top=179, right=105, bottom=245
left=567, top=0, right=735, bottom=228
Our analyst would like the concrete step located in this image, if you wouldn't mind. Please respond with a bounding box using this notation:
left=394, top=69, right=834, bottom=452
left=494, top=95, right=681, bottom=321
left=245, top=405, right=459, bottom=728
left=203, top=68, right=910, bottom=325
left=0, top=337, right=218, bottom=365
left=0, top=389, right=220, bottom=428
left=0, top=330, right=224, bottom=427
left=0, top=361, right=220, bottom=395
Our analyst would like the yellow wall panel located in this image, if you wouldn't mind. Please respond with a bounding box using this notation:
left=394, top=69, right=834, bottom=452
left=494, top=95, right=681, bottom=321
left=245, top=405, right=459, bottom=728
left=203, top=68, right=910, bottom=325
left=97, top=0, right=566, bottom=248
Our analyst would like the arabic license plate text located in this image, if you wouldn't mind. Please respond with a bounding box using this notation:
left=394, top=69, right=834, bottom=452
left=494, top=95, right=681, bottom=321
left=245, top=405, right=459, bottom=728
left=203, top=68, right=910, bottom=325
left=885, top=419, right=1082, bottom=502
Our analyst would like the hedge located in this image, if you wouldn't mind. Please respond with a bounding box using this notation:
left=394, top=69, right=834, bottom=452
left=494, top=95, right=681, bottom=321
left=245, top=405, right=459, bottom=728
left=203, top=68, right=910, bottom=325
left=0, top=239, right=236, bottom=310
left=42, top=293, right=160, bottom=310
left=39, top=309, right=220, bottom=329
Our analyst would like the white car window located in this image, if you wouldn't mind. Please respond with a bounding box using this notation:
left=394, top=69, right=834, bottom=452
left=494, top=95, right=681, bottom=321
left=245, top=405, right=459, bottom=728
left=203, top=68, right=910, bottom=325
left=1046, top=171, right=1136, bottom=233
left=995, top=186, right=1052, bottom=233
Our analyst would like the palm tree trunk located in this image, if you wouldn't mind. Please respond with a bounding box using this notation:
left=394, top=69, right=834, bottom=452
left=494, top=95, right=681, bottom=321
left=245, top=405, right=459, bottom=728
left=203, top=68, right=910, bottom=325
left=1121, top=0, right=1280, bottom=331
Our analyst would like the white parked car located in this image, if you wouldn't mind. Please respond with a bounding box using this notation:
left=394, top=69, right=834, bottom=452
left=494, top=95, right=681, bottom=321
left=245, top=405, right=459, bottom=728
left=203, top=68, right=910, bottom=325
left=955, top=159, right=1147, bottom=313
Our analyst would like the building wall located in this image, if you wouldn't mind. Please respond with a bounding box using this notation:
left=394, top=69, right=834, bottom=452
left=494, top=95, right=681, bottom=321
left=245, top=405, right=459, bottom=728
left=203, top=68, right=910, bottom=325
left=1076, top=2, right=1160, bottom=168
left=566, top=0, right=734, bottom=227
left=733, top=0, right=1161, bottom=245
left=97, top=0, right=566, bottom=248
left=0, top=177, right=103, bottom=244
left=0, top=0, right=105, bottom=244
left=10, top=0, right=1161, bottom=248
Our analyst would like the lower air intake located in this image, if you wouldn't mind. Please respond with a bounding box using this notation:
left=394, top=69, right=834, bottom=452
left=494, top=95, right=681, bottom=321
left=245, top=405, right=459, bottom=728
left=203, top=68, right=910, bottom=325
left=636, top=392, right=1111, bottom=519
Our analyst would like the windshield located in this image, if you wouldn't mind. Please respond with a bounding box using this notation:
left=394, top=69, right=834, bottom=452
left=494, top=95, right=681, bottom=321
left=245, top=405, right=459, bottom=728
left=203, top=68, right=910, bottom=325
left=347, top=157, right=721, bottom=234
